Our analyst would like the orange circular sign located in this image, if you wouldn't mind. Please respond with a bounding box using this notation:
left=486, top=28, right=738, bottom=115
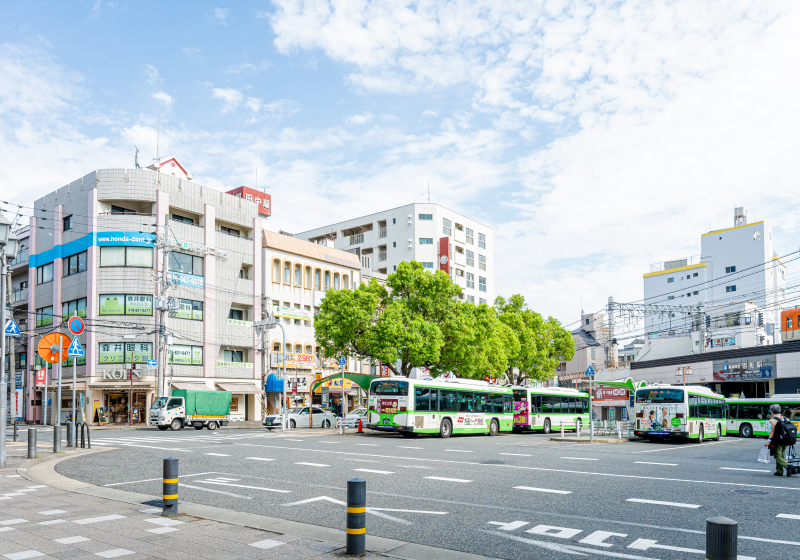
left=37, top=333, right=71, bottom=364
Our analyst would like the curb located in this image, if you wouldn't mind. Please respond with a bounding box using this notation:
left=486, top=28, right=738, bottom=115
left=18, top=451, right=496, bottom=560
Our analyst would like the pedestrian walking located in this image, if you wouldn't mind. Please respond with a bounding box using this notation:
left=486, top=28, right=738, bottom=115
left=765, top=404, right=796, bottom=477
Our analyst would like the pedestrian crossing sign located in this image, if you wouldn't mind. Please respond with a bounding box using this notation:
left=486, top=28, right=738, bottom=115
left=585, top=365, right=595, bottom=377
left=4, top=319, right=21, bottom=337
left=67, top=336, right=85, bottom=358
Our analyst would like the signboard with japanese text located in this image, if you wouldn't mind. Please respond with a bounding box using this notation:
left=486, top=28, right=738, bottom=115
left=273, top=306, right=312, bottom=322
left=712, top=337, right=736, bottom=348
left=168, top=345, right=204, bottom=366
left=378, top=398, right=398, bottom=414
left=713, top=354, right=775, bottom=382
left=125, top=295, right=153, bottom=315
left=166, top=271, right=205, bottom=289
left=272, top=352, right=315, bottom=370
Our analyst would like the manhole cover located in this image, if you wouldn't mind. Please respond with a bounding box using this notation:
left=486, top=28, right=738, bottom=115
left=479, top=460, right=507, bottom=465
left=730, top=490, right=771, bottom=495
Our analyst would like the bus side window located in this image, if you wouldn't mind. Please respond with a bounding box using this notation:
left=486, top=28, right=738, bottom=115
left=534, top=395, right=542, bottom=413
left=415, top=388, right=430, bottom=412
left=430, top=389, right=439, bottom=412
left=441, top=390, right=456, bottom=412
left=504, top=395, right=514, bottom=414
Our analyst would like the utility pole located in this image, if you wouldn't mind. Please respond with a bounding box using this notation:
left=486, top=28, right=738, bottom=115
left=154, top=227, right=171, bottom=398
left=0, top=216, right=19, bottom=468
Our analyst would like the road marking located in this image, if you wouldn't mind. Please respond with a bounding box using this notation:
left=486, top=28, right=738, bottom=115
left=425, top=476, right=471, bottom=483
left=95, top=549, right=135, bottom=558
left=38, top=520, right=66, bottom=525
left=295, top=462, right=329, bottom=467
left=138, top=509, right=161, bottom=514
left=250, top=539, right=284, bottom=550
left=629, top=538, right=702, bottom=553
left=634, top=462, right=677, bottom=466
left=579, top=531, right=628, bottom=547
left=196, top=480, right=291, bottom=494
left=720, top=467, right=770, bottom=473
left=204, top=453, right=231, bottom=457
left=73, top=515, right=126, bottom=524
left=37, top=510, right=66, bottom=516
left=484, top=530, right=657, bottom=559
left=353, top=469, right=394, bottom=474
left=145, top=518, right=184, bottom=527
left=345, top=458, right=380, bottom=463
left=147, top=527, right=178, bottom=534
left=319, top=441, right=340, bottom=444
left=397, top=446, right=423, bottom=449
left=446, top=450, right=473, bottom=453
left=179, top=483, right=253, bottom=499
left=120, top=443, right=192, bottom=452
left=355, top=443, right=378, bottom=447
left=777, top=514, right=800, bottom=520
left=246, top=457, right=275, bottom=461
left=626, top=499, right=700, bottom=509
left=0, top=519, right=28, bottom=525
left=54, top=536, right=91, bottom=544
left=526, top=525, right=582, bottom=539
left=488, top=521, right=529, bottom=531
left=103, top=472, right=216, bottom=487
left=3, top=551, right=45, bottom=560
left=560, top=457, right=598, bottom=461
left=396, top=465, right=432, bottom=469
left=370, top=507, right=448, bottom=515
left=500, top=453, right=531, bottom=457
left=514, top=486, right=572, bottom=495
left=283, top=496, right=346, bottom=506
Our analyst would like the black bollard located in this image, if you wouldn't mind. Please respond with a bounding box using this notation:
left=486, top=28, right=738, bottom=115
left=706, top=517, right=737, bottom=560
left=27, top=429, right=36, bottom=459
left=346, top=478, right=366, bottom=556
left=13, top=420, right=17, bottom=442
left=162, top=457, right=179, bottom=517
left=66, top=421, right=73, bottom=447
left=53, top=425, right=61, bottom=453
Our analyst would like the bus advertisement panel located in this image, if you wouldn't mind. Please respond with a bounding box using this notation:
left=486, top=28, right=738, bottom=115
left=512, top=387, right=589, bottom=434
left=635, top=385, right=726, bottom=442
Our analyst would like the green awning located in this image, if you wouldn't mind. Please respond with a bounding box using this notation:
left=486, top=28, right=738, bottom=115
left=591, top=377, right=647, bottom=391
left=310, top=373, right=381, bottom=394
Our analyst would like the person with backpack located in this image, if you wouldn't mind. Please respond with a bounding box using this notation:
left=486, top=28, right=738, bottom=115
left=765, top=404, right=798, bottom=477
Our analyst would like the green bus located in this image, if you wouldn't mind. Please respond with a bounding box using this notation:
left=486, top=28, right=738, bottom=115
left=366, top=377, right=514, bottom=438
left=634, top=384, right=727, bottom=442
left=512, top=386, right=590, bottom=433
left=725, top=395, right=800, bottom=438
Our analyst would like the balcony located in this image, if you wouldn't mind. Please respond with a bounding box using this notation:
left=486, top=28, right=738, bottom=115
left=349, top=233, right=365, bottom=245
left=378, top=250, right=387, bottom=262
left=378, top=227, right=387, bottom=239
left=11, top=288, right=27, bottom=305
left=9, top=249, right=28, bottom=269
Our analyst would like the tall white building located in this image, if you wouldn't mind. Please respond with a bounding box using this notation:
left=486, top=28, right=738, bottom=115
left=642, top=207, right=786, bottom=353
left=295, top=204, right=495, bottom=305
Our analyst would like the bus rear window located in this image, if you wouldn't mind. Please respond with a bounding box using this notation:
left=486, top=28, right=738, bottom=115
left=371, top=381, right=409, bottom=396
left=636, top=389, right=684, bottom=404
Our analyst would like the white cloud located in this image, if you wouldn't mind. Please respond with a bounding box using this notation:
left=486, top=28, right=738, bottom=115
left=346, top=111, right=373, bottom=125
left=152, top=91, right=173, bottom=106
left=224, top=60, right=270, bottom=74
left=207, top=7, right=230, bottom=26
left=182, top=47, right=202, bottom=56
left=143, top=64, right=161, bottom=85
left=211, top=87, right=243, bottom=112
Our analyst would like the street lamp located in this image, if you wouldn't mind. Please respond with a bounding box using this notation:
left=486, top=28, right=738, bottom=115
left=0, top=213, right=19, bottom=468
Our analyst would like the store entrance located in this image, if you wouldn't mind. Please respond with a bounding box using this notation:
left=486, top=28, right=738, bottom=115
left=718, top=381, right=769, bottom=399
left=105, top=392, right=148, bottom=424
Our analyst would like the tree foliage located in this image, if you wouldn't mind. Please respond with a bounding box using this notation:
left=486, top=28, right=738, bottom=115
left=313, top=261, right=515, bottom=378
left=494, top=294, right=576, bottom=385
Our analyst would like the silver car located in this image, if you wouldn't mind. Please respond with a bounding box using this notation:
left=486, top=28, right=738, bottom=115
left=344, top=407, right=369, bottom=428
left=264, top=407, right=337, bottom=429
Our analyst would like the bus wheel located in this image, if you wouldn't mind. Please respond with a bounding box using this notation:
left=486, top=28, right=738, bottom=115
left=697, top=425, right=704, bottom=443
left=488, top=419, right=499, bottom=436
left=740, top=423, right=753, bottom=438
left=543, top=419, right=551, bottom=434
left=440, top=419, right=452, bottom=439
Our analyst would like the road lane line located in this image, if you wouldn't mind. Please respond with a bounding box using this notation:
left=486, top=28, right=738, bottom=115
left=195, top=481, right=290, bottom=493
left=425, top=477, right=471, bottom=483
left=397, top=446, right=423, bottom=449
left=119, top=443, right=193, bottom=452
left=353, top=469, right=394, bottom=475
left=560, top=457, right=598, bottom=461
left=720, top=467, right=769, bottom=473
left=634, top=462, right=677, bottom=466
left=626, top=499, right=700, bottom=509
left=445, top=450, right=473, bottom=453
left=179, top=483, right=253, bottom=499
left=344, top=459, right=380, bottom=463
left=514, top=487, right=572, bottom=495
left=245, top=458, right=275, bottom=461
left=777, top=514, right=800, bottom=520
left=355, top=444, right=378, bottom=447
left=204, top=453, right=231, bottom=457
left=396, top=465, right=431, bottom=469
left=295, top=462, right=329, bottom=467
left=500, top=453, right=531, bottom=457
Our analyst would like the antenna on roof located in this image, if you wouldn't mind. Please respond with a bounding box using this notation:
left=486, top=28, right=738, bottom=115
left=134, top=146, right=140, bottom=169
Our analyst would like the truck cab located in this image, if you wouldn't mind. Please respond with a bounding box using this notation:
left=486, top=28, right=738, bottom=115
left=149, top=396, right=186, bottom=431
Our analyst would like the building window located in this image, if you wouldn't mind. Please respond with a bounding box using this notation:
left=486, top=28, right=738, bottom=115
left=224, top=350, right=243, bottom=363
left=393, top=241, right=396, bottom=248
left=63, top=252, right=87, bottom=277
left=467, top=295, right=475, bottom=303
left=466, top=273, right=474, bottom=289
left=422, top=262, right=434, bottom=269
left=418, top=214, right=432, bottom=220
left=725, top=266, right=736, bottom=273
left=466, top=250, right=474, bottom=267
left=35, top=306, right=53, bottom=327
left=228, top=309, right=244, bottom=321
left=454, top=268, right=464, bottom=277
left=99, top=342, right=153, bottom=364
left=273, top=259, right=281, bottom=283
left=466, top=228, right=474, bottom=244
left=419, top=238, right=433, bottom=244
left=171, top=299, right=202, bottom=320
left=284, top=262, right=291, bottom=284
left=168, top=345, right=203, bottom=365
left=324, top=271, right=330, bottom=290
left=479, top=276, right=486, bottom=292
left=334, top=273, right=340, bottom=290
left=478, top=233, right=486, bottom=249
left=687, top=293, right=691, bottom=297
left=479, top=298, right=486, bottom=305
left=443, top=219, right=452, bottom=237
left=305, top=266, right=312, bottom=288
left=392, top=218, right=396, bottom=224
left=693, top=272, right=698, bottom=277
left=63, top=215, right=72, bottom=231
left=101, top=246, right=154, bottom=268
left=478, top=255, right=486, bottom=271
left=591, top=348, right=596, bottom=359
left=315, top=269, right=321, bottom=290
left=693, top=291, right=699, bottom=295
left=172, top=214, right=194, bottom=224
left=726, top=285, right=736, bottom=292
left=168, top=252, right=203, bottom=275
left=62, top=298, right=87, bottom=320
left=343, top=275, right=349, bottom=289
left=667, top=296, right=674, bottom=300
left=349, top=233, right=365, bottom=245
left=294, top=264, right=302, bottom=286
left=686, top=275, right=690, bottom=279
left=36, top=263, right=53, bottom=285
left=667, top=277, right=675, bottom=283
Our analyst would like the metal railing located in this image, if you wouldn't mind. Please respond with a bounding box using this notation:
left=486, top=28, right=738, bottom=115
left=11, top=288, right=27, bottom=303
left=349, top=233, right=364, bottom=245
left=378, top=251, right=387, bottom=262
left=169, top=217, right=203, bottom=228
left=217, top=229, right=252, bottom=240
left=378, top=227, right=387, bottom=238
left=10, top=250, right=28, bottom=266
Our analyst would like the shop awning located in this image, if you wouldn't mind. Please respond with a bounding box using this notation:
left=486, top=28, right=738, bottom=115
left=310, top=373, right=380, bottom=394
left=171, top=382, right=211, bottom=391
left=215, top=382, right=261, bottom=394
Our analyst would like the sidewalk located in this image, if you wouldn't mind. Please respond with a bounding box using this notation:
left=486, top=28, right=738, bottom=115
left=0, top=454, right=393, bottom=560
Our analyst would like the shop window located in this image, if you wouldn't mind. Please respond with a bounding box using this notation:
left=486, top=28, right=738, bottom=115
left=168, top=252, right=203, bottom=276
left=99, top=294, right=153, bottom=316
left=36, top=263, right=53, bottom=285
left=101, top=247, right=153, bottom=268
left=62, top=298, right=87, bottom=320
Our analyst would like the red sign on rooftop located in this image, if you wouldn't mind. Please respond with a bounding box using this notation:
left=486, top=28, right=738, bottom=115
left=227, top=186, right=272, bottom=217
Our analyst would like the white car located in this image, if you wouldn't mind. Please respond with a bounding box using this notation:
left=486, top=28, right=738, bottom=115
left=344, top=407, right=369, bottom=428
left=264, top=407, right=337, bottom=429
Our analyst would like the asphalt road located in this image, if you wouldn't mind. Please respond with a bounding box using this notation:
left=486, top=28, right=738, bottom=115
left=49, top=427, right=800, bottom=560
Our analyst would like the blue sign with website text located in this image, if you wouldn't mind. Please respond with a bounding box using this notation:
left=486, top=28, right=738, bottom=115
left=167, top=272, right=205, bottom=289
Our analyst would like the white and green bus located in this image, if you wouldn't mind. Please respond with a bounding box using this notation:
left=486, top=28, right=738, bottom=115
left=512, top=386, right=590, bottom=433
left=366, top=377, right=515, bottom=438
left=725, top=395, right=800, bottom=438
left=634, top=384, right=726, bottom=442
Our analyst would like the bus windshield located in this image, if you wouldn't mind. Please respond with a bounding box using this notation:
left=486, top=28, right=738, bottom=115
left=371, top=381, right=409, bottom=396
left=636, top=389, right=684, bottom=404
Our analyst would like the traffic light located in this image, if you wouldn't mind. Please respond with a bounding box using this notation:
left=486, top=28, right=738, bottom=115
left=705, top=315, right=711, bottom=328
left=758, top=312, right=764, bottom=326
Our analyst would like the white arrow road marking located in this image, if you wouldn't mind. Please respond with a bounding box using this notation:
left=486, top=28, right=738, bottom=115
left=526, top=525, right=583, bottom=539
left=488, top=521, right=530, bottom=531
left=626, top=499, right=700, bottom=509
left=196, top=480, right=290, bottom=493
left=579, top=531, right=628, bottom=548
left=483, top=530, right=659, bottom=559
left=777, top=514, right=800, bottom=520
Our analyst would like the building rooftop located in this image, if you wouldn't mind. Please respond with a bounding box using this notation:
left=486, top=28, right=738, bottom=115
left=262, top=229, right=360, bottom=269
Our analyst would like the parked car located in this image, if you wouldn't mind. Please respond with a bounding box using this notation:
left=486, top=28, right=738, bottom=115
left=344, top=407, right=369, bottom=428
left=264, top=406, right=337, bottom=429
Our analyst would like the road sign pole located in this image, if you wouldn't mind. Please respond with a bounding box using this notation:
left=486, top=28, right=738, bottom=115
left=43, top=361, right=48, bottom=426
left=56, top=336, right=63, bottom=431
left=590, top=375, right=594, bottom=443
left=72, top=351, right=76, bottom=445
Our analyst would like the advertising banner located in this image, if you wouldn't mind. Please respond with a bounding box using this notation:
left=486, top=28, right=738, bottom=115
left=95, top=232, right=156, bottom=247
left=273, top=306, right=312, bottom=322
left=216, top=361, right=253, bottom=369
left=36, top=368, right=45, bottom=386
left=712, top=337, right=736, bottom=348
left=513, top=401, right=529, bottom=426
left=125, top=295, right=153, bottom=315
left=272, top=352, right=314, bottom=370
left=378, top=398, right=398, bottom=414
left=99, top=295, right=125, bottom=315
left=167, top=272, right=205, bottom=289
left=595, top=388, right=630, bottom=401
left=438, top=237, right=450, bottom=275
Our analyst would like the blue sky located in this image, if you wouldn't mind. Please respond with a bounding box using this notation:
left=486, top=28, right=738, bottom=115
left=2, top=1, right=799, bottom=335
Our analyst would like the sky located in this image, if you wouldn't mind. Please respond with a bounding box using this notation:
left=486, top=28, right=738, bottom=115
left=2, top=1, right=799, bottom=334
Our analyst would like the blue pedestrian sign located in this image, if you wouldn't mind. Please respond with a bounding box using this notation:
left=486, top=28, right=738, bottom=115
left=147, top=359, right=157, bottom=366
left=67, top=337, right=84, bottom=358
left=4, top=319, right=21, bottom=338
left=339, top=356, right=346, bottom=367
left=585, top=365, right=595, bottom=377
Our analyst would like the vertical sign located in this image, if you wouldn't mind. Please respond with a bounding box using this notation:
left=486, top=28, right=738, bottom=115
left=438, top=237, right=450, bottom=275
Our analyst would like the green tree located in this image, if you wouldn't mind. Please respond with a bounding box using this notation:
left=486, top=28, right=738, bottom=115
left=313, top=261, right=513, bottom=378
left=495, top=294, right=575, bottom=385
